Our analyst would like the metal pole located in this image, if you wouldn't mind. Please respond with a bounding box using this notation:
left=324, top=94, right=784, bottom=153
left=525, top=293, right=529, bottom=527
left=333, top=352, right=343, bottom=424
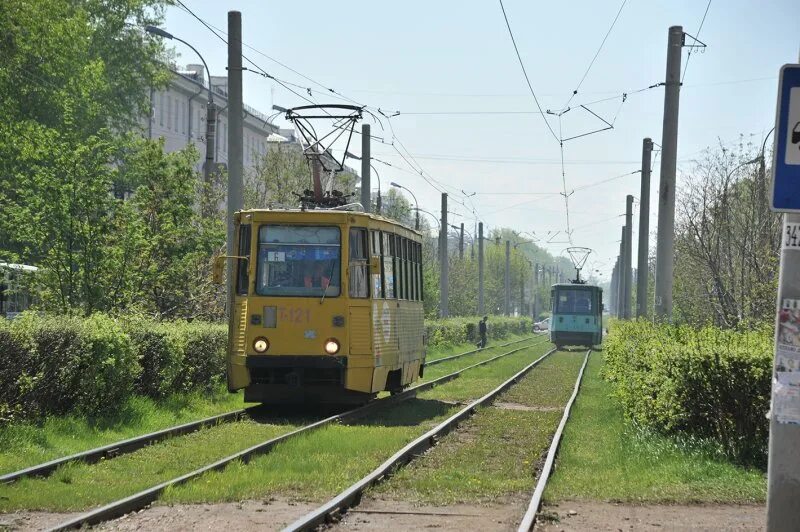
left=505, top=240, right=511, bottom=316
left=766, top=51, right=800, bottom=532
left=226, top=11, right=243, bottom=317
left=459, top=223, right=464, bottom=259
left=478, top=222, right=485, bottom=315
left=654, top=25, right=683, bottom=321
left=360, top=124, right=371, bottom=213
left=624, top=194, right=634, bottom=319
left=440, top=193, right=449, bottom=318
left=637, top=138, right=653, bottom=318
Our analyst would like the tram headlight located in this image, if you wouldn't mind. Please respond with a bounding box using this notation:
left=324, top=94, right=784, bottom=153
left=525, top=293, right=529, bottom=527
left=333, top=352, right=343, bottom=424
left=253, top=337, right=269, bottom=353
left=324, top=338, right=340, bottom=355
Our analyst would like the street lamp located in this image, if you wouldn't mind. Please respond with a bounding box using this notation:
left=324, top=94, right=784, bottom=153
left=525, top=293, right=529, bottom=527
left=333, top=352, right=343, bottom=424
left=414, top=208, right=440, bottom=230
left=390, top=181, right=419, bottom=230
left=146, top=25, right=217, bottom=187
left=345, top=150, right=382, bottom=214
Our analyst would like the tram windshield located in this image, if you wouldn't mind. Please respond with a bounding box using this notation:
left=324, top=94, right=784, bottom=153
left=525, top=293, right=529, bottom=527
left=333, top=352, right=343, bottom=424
left=256, top=225, right=341, bottom=297
left=555, top=288, right=593, bottom=314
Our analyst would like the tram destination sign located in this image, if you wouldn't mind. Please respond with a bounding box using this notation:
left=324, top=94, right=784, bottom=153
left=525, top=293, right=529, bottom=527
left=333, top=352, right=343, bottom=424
left=772, top=64, right=800, bottom=212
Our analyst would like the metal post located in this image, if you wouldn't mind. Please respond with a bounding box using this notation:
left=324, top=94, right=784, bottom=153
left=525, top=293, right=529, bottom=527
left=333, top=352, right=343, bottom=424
left=505, top=240, right=511, bottom=316
left=654, top=25, right=683, bottom=321
left=637, top=138, right=653, bottom=318
left=459, top=223, right=464, bottom=259
left=226, top=11, right=243, bottom=317
left=624, top=194, right=634, bottom=319
left=360, top=124, right=371, bottom=213
left=478, top=222, right=485, bottom=315
left=439, top=193, right=449, bottom=318
left=766, top=52, right=800, bottom=532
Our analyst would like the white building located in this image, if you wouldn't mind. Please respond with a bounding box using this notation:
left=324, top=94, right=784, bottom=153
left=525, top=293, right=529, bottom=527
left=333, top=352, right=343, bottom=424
left=144, top=64, right=278, bottom=173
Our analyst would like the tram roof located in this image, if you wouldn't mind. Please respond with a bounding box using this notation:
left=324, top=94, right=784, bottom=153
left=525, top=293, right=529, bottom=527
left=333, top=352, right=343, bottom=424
left=235, top=208, right=422, bottom=236
left=552, top=282, right=601, bottom=289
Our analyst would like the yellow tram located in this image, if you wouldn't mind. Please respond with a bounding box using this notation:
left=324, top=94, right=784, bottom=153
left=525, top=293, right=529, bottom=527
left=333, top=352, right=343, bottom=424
left=223, top=208, right=426, bottom=404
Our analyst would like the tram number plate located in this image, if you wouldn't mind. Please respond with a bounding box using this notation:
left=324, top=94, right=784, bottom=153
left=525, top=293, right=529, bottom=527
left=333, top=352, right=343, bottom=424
left=785, top=223, right=800, bottom=250
left=279, top=306, right=311, bottom=324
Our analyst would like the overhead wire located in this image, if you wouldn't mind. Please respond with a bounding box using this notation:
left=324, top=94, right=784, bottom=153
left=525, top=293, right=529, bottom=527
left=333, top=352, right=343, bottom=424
left=560, top=0, right=628, bottom=110
left=681, top=0, right=712, bottom=84
left=497, top=0, right=559, bottom=143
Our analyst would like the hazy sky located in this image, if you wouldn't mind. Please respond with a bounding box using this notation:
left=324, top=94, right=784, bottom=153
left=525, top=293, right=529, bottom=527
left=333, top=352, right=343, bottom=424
left=165, top=0, right=799, bottom=278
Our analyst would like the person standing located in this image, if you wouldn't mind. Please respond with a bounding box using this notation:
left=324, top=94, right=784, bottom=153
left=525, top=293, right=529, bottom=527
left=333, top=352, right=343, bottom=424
left=478, top=316, right=489, bottom=349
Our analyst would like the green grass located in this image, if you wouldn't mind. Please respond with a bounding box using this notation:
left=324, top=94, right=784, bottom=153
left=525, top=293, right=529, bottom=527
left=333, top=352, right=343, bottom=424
left=0, top=336, right=530, bottom=478
left=0, top=387, right=248, bottom=475
left=373, top=351, right=582, bottom=504
left=0, top=341, right=552, bottom=511
left=544, top=353, right=767, bottom=504
left=0, top=418, right=297, bottom=512
left=424, top=333, right=531, bottom=363
left=162, top=342, right=555, bottom=505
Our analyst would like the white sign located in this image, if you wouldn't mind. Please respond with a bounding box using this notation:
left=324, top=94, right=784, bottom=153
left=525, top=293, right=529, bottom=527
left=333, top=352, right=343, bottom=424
left=784, top=223, right=800, bottom=250
left=785, top=87, right=800, bottom=166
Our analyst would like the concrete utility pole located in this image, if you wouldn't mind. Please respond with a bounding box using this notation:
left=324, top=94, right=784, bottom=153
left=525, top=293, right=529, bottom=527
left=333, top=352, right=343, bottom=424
left=478, top=222, right=485, bottom=315
left=360, top=124, right=371, bottom=213
left=654, top=25, right=683, bottom=321
left=505, top=240, right=511, bottom=316
left=439, top=193, right=449, bottom=317
left=617, top=228, right=625, bottom=319
left=623, top=195, right=634, bottom=319
left=610, top=259, right=618, bottom=316
left=533, top=261, right=539, bottom=318
left=637, top=138, right=653, bottom=318
left=459, top=223, right=464, bottom=259
left=226, top=11, right=243, bottom=316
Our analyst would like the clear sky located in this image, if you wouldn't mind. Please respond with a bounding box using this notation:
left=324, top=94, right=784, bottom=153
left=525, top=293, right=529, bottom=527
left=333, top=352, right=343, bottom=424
left=165, top=0, right=799, bottom=279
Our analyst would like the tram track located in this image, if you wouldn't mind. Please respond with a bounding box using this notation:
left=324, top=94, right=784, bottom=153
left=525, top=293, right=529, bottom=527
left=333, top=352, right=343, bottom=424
left=42, top=334, right=548, bottom=531
left=1, top=334, right=542, bottom=487
left=282, top=346, right=565, bottom=531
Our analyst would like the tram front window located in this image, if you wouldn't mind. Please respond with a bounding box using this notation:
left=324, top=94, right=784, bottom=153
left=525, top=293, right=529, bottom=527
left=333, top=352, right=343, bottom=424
left=556, top=289, right=593, bottom=314
left=256, top=225, right=341, bottom=297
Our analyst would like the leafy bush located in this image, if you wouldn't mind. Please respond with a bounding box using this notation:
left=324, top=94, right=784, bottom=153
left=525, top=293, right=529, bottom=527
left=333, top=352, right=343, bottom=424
left=0, top=313, right=226, bottom=424
left=603, top=320, right=772, bottom=466
left=425, top=316, right=532, bottom=349
left=0, top=312, right=528, bottom=423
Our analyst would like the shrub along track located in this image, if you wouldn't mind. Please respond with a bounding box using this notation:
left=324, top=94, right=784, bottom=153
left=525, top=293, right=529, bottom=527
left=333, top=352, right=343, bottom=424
left=0, top=335, right=538, bottom=486
left=0, top=335, right=548, bottom=530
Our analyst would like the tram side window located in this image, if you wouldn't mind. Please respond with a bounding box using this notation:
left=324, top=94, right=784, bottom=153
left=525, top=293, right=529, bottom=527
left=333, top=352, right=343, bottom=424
left=236, top=224, right=251, bottom=295
left=382, top=232, right=395, bottom=298
left=371, top=230, right=384, bottom=298
left=398, top=237, right=406, bottom=300
left=413, top=241, right=420, bottom=301
left=349, top=228, right=369, bottom=298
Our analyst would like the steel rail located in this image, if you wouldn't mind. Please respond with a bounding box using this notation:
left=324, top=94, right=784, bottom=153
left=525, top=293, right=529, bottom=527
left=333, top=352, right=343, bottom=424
left=4, top=335, right=539, bottom=484
left=282, top=346, right=559, bottom=532
left=0, top=408, right=250, bottom=484
left=517, top=349, right=592, bottom=532
left=49, top=337, right=547, bottom=531
left=425, top=333, right=544, bottom=367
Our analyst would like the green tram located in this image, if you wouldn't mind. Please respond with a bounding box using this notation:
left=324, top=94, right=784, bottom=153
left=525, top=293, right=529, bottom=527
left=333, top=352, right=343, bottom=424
left=549, top=283, right=603, bottom=348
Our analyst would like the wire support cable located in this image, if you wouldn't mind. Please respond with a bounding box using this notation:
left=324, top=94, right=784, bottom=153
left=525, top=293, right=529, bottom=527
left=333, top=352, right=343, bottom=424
left=497, top=0, right=560, bottom=144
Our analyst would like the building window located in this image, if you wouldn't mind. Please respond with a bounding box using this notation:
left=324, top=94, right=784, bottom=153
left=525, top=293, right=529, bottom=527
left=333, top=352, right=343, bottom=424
left=173, top=98, right=179, bottom=132
left=159, top=92, right=164, bottom=126
left=181, top=101, right=186, bottom=134
left=166, top=95, right=172, bottom=130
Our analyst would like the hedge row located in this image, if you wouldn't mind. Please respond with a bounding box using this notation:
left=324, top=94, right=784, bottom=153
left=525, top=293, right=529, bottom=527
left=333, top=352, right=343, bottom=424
left=425, top=315, right=532, bottom=348
left=0, top=314, right=227, bottom=423
left=603, top=320, right=772, bottom=465
left=0, top=313, right=531, bottom=424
